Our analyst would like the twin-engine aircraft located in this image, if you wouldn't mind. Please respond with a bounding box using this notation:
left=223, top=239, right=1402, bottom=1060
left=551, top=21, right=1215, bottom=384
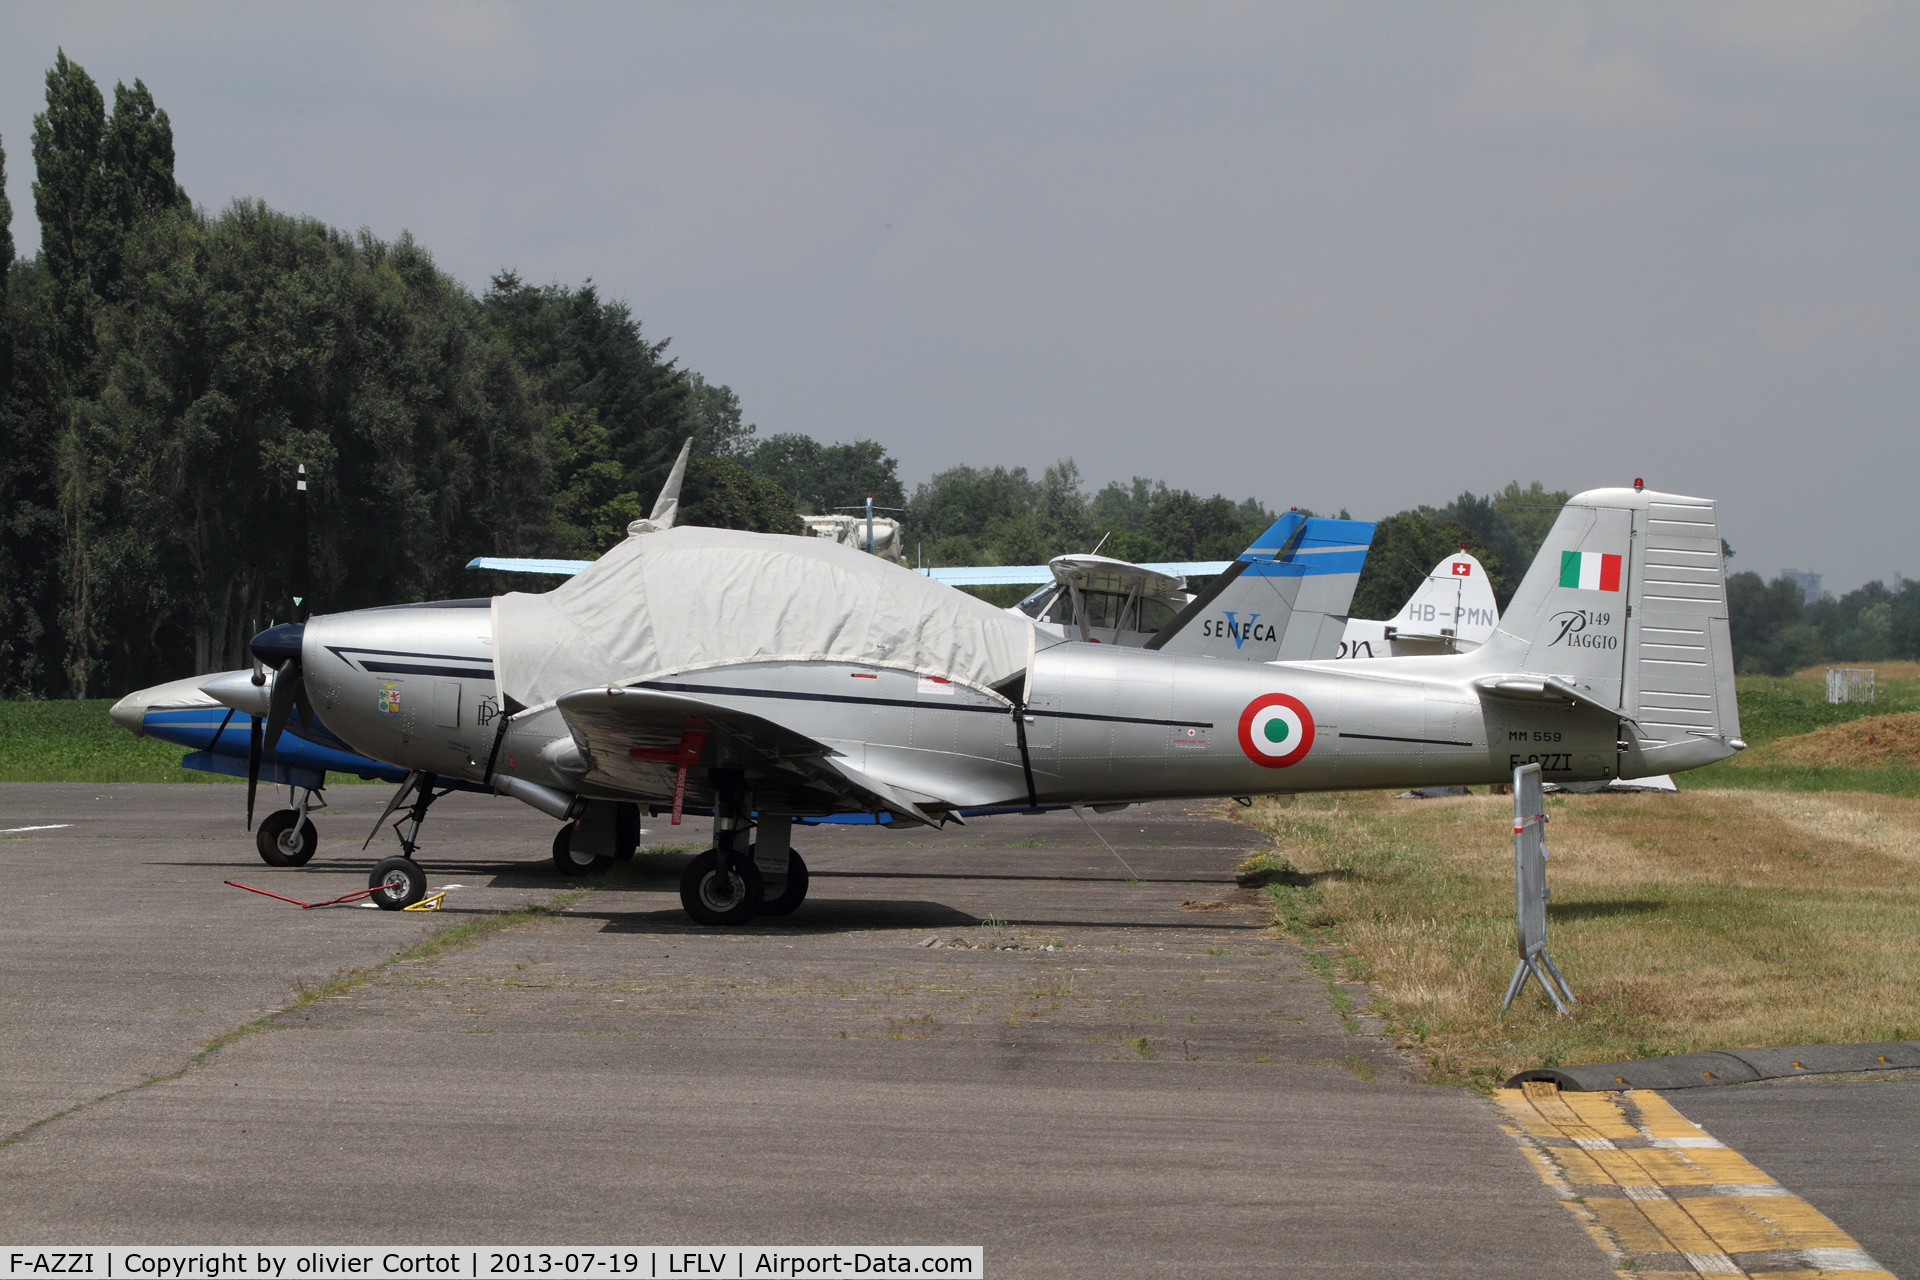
left=221, top=482, right=1739, bottom=923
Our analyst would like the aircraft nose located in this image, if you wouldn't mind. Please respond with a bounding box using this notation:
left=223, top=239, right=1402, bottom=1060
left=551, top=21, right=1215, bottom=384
left=109, top=692, right=147, bottom=735
left=250, top=621, right=306, bottom=666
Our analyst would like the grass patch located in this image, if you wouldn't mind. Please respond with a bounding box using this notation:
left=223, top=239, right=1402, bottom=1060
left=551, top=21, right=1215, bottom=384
left=0, top=698, right=231, bottom=783
left=1237, top=787, right=1920, bottom=1091
left=0, top=697, right=385, bottom=784
left=1678, top=675, right=1920, bottom=798
left=1729, top=674, right=1920, bottom=745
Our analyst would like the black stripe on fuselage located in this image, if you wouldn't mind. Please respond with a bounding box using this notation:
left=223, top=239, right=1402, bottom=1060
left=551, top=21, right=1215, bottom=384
left=638, top=679, right=1215, bottom=731
left=326, top=646, right=495, bottom=680
left=1338, top=731, right=1476, bottom=748
left=359, top=661, right=498, bottom=678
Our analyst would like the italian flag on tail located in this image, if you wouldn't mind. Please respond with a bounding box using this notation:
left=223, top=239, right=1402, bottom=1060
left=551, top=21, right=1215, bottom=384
left=1560, top=550, right=1622, bottom=592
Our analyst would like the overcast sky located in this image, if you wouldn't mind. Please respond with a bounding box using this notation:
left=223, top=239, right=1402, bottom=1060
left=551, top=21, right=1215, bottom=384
left=4, top=2, right=1915, bottom=592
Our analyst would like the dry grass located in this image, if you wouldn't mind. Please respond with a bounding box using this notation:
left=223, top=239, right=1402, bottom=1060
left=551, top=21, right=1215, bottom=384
left=1765, top=711, right=1920, bottom=769
left=1234, top=788, right=1920, bottom=1090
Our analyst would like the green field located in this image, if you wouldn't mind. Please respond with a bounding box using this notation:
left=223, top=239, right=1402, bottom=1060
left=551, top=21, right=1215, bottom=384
left=1681, top=674, right=1920, bottom=797
left=0, top=699, right=229, bottom=783
left=0, top=699, right=384, bottom=784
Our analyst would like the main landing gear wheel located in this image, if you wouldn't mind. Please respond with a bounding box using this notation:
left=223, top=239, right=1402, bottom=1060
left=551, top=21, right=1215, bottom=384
left=613, top=802, right=640, bottom=863
left=680, top=849, right=763, bottom=926
left=368, top=856, right=427, bottom=910
left=256, top=809, right=317, bottom=867
left=551, top=823, right=612, bottom=876
left=758, top=850, right=810, bottom=917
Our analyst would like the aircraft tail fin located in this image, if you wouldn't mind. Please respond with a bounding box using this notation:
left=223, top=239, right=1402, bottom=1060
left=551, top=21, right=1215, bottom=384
left=1148, top=514, right=1376, bottom=662
left=628, top=436, right=694, bottom=536
left=1484, top=486, right=1741, bottom=775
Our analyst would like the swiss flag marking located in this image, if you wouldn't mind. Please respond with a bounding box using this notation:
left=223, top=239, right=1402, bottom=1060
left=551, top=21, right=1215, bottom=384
left=1450, top=562, right=1471, bottom=576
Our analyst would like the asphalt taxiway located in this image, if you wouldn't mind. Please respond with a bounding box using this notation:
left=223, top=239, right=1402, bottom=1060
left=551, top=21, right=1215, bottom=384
left=0, top=783, right=1710, bottom=1272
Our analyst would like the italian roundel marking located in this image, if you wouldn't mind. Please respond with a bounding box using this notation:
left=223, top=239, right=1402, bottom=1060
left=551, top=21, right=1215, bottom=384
left=1238, top=693, right=1314, bottom=768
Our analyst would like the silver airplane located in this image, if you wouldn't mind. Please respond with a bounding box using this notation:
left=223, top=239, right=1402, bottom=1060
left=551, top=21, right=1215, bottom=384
left=215, top=481, right=1741, bottom=925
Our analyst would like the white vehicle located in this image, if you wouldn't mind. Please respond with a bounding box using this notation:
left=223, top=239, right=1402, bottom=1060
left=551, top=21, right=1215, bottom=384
left=1339, top=548, right=1500, bottom=658
left=800, top=512, right=905, bottom=563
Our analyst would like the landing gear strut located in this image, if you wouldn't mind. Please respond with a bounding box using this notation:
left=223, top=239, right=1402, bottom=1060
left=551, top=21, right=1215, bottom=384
left=362, top=771, right=448, bottom=912
left=551, top=802, right=641, bottom=877
left=673, top=771, right=809, bottom=926
left=256, top=785, right=324, bottom=867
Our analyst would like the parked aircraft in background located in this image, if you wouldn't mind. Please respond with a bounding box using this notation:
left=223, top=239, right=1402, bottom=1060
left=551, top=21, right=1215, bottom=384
left=226, top=483, right=1740, bottom=925
left=922, top=513, right=1378, bottom=662
left=1339, top=548, right=1500, bottom=659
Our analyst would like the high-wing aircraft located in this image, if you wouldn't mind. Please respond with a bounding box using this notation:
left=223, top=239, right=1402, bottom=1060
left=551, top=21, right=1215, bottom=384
left=902, top=512, right=1379, bottom=662
left=228, top=482, right=1738, bottom=925
left=1337, top=547, right=1500, bottom=659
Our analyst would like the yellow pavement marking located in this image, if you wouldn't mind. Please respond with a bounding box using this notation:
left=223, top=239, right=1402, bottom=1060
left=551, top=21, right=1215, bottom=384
left=1495, top=1084, right=1897, bottom=1279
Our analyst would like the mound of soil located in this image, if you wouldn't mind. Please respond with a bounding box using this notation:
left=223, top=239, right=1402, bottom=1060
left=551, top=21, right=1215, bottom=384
left=1769, top=711, right=1920, bottom=769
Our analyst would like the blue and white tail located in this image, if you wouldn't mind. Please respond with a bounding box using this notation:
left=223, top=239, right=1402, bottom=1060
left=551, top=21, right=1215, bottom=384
left=1149, top=514, right=1376, bottom=662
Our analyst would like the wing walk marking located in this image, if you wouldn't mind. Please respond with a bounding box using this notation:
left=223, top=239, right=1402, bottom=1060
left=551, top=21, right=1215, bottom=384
left=637, top=679, right=1214, bottom=731
left=1338, top=731, right=1477, bottom=748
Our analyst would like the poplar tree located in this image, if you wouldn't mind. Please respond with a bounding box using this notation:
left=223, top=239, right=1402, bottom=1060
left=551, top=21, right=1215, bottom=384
left=31, top=50, right=107, bottom=381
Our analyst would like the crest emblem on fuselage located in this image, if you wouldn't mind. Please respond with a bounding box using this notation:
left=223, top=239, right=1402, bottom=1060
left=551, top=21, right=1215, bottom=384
left=1238, top=693, right=1314, bottom=768
left=377, top=683, right=401, bottom=716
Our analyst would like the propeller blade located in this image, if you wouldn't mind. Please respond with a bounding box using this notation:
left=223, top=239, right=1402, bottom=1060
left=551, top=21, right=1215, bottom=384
left=263, top=658, right=299, bottom=753
left=292, top=464, right=310, bottom=623
left=247, top=715, right=262, bottom=830
left=292, top=674, right=314, bottom=736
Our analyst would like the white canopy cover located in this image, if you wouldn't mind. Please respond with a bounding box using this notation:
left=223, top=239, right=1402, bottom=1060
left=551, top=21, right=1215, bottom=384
left=493, top=526, right=1038, bottom=711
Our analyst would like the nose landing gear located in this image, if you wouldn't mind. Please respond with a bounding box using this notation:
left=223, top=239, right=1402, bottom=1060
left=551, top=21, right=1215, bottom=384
left=256, top=786, right=323, bottom=867
left=368, top=855, right=429, bottom=909
left=362, top=771, right=451, bottom=912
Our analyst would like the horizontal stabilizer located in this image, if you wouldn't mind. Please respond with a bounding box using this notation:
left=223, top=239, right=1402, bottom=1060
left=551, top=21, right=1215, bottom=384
left=1472, top=674, right=1632, bottom=721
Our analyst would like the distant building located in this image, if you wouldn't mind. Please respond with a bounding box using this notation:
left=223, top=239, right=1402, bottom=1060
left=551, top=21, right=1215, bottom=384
left=1780, top=569, right=1822, bottom=602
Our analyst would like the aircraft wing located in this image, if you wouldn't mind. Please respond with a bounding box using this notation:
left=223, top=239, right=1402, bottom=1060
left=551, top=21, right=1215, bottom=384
left=553, top=686, right=941, bottom=825
left=918, top=561, right=1231, bottom=587
left=917, top=565, right=1054, bottom=586
left=468, top=556, right=594, bottom=576
left=479, top=557, right=1240, bottom=586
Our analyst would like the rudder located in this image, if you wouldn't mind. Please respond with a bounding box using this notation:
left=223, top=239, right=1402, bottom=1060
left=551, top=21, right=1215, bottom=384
left=1488, top=486, right=1741, bottom=776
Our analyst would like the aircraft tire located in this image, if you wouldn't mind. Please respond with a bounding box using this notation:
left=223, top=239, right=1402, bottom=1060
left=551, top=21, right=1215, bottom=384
left=551, top=823, right=612, bottom=877
left=613, top=802, right=641, bottom=862
left=757, top=850, right=809, bottom=916
left=256, top=810, right=317, bottom=867
left=368, top=856, right=427, bottom=910
left=679, top=849, right=762, bottom=926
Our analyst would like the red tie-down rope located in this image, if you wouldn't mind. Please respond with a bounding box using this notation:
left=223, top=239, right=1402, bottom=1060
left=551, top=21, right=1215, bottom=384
left=224, top=880, right=384, bottom=908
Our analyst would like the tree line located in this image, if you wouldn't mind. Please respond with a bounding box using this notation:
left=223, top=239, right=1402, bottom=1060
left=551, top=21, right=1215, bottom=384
left=5, top=54, right=1908, bottom=699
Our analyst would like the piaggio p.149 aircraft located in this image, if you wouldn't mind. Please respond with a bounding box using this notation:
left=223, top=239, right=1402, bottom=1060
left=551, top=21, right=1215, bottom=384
left=182, top=480, right=1740, bottom=924
left=112, top=455, right=1363, bottom=868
